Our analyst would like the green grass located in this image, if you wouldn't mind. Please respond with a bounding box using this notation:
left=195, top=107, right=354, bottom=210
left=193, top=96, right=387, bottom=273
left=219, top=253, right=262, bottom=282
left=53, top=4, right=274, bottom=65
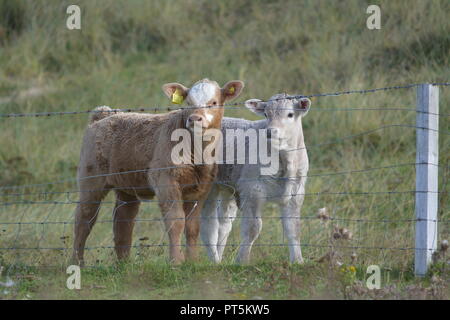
left=2, top=260, right=449, bottom=299
left=0, top=0, right=449, bottom=299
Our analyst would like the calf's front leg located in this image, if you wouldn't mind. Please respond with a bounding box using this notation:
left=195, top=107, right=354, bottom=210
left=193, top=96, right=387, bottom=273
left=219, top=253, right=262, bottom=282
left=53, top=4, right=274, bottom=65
left=184, top=200, right=206, bottom=261
left=280, top=195, right=304, bottom=263
left=153, top=177, right=186, bottom=265
left=161, top=200, right=186, bottom=264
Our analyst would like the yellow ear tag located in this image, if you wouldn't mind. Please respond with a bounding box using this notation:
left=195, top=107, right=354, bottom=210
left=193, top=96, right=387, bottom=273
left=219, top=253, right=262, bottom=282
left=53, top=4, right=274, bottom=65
left=228, top=86, right=235, bottom=94
left=172, top=89, right=184, bottom=104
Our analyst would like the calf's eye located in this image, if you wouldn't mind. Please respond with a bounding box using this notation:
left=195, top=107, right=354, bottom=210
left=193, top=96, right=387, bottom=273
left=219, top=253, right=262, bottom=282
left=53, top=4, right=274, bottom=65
left=288, top=113, right=294, bottom=118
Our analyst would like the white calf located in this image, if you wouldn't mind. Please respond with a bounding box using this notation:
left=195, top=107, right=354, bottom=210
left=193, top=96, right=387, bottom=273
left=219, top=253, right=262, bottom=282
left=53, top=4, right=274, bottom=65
left=201, top=93, right=311, bottom=263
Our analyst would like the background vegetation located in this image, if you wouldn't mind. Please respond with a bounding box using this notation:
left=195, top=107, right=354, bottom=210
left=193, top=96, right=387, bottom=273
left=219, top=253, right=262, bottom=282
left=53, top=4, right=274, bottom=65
left=0, top=0, right=448, bottom=299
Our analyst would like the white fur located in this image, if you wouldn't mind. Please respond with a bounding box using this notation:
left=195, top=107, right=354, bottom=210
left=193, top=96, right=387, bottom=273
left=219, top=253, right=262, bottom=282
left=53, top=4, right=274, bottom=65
left=189, top=82, right=216, bottom=106
left=205, top=112, right=214, bottom=122
left=201, top=94, right=310, bottom=264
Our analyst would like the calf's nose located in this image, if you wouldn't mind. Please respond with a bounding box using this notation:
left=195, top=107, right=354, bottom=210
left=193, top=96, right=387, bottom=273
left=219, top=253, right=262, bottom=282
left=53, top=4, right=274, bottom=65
left=187, top=114, right=207, bottom=128
left=189, top=114, right=203, bottom=122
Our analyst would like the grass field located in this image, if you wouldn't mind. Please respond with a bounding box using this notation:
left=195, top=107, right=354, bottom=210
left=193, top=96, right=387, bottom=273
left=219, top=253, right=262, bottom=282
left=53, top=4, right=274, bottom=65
left=0, top=0, right=449, bottom=299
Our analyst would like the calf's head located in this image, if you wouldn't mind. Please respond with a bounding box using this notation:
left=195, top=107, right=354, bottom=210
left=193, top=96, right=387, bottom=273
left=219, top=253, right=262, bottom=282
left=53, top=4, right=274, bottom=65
left=163, top=79, right=244, bottom=131
left=245, top=93, right=311, bottom=150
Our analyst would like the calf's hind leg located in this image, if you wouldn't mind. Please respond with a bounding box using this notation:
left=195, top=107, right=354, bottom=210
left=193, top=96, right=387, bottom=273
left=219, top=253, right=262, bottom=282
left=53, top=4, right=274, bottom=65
left=72, top=179, right=108, bottom=266
left=113, top=190, right=141, bottom=260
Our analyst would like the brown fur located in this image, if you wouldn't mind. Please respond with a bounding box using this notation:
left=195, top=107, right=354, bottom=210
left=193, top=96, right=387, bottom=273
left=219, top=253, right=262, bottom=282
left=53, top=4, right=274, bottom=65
left=72, top=79, right=244, bottom=265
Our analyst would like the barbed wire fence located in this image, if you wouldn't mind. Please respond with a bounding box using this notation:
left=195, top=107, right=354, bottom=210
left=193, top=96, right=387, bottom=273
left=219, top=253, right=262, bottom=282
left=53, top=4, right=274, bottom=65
left=0, top=82, right=448, bottom=277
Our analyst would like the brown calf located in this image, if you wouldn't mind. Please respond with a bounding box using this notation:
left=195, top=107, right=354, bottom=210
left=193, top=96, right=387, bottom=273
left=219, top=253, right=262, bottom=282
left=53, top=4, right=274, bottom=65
left=72, top=79, right=244, bottom=265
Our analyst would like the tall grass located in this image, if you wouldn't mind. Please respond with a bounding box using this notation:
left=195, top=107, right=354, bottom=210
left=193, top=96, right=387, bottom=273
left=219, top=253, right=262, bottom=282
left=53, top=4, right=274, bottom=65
left=0, top=0, right=449, bottom=274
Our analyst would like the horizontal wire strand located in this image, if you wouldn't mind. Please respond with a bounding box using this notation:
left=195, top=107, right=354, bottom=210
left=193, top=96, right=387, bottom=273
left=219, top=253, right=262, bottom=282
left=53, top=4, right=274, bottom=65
left=1, top=82, right=449, bottom=118
left=0, top=123, right=447, bottom=191
left=1, top=82, right=448, bottom=265
left=0, top=161, right=438, bottom=198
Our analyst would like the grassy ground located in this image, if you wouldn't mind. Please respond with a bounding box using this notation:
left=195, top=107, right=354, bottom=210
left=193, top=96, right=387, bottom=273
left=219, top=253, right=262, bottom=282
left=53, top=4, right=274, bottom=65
left=0, top=0, right=449, bottom=299
left=3, top=260, right=450, bottom=300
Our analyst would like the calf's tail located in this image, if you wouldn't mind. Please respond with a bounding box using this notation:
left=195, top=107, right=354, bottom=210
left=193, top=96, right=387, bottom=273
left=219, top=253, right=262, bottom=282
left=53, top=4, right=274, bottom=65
left=89, top=106, right=117, bottom=124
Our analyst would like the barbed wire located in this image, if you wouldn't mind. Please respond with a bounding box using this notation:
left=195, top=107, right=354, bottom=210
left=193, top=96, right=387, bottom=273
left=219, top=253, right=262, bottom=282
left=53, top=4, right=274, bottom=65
left=0, top=82, right=448, bottom=269
left=0, top=82, right=449, bottom=118
left=2, top=106, right=448, bottom=117
left=0, top=243, right=438, bottom=251
left=0, top=161, right=441, bottom=198
left=0, top=190, right=446, bottom=208
left=0, top=215, right=447, bottom=226
left=0, top=123, right=448, bottom=192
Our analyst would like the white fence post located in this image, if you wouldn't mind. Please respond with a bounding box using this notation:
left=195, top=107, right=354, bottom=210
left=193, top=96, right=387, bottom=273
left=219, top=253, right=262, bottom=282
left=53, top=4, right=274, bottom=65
left=415, top=84, right=439, bottom=277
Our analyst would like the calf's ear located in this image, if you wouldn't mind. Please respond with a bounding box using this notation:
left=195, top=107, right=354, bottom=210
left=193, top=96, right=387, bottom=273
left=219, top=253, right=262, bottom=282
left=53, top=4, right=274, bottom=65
left=221, top=80, right=244, bottom=102
left=245, top=99, right=266, bottom=117
left=162, top=83, right=189, bottom=104
left=295, top=98, right=311, bottom=116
